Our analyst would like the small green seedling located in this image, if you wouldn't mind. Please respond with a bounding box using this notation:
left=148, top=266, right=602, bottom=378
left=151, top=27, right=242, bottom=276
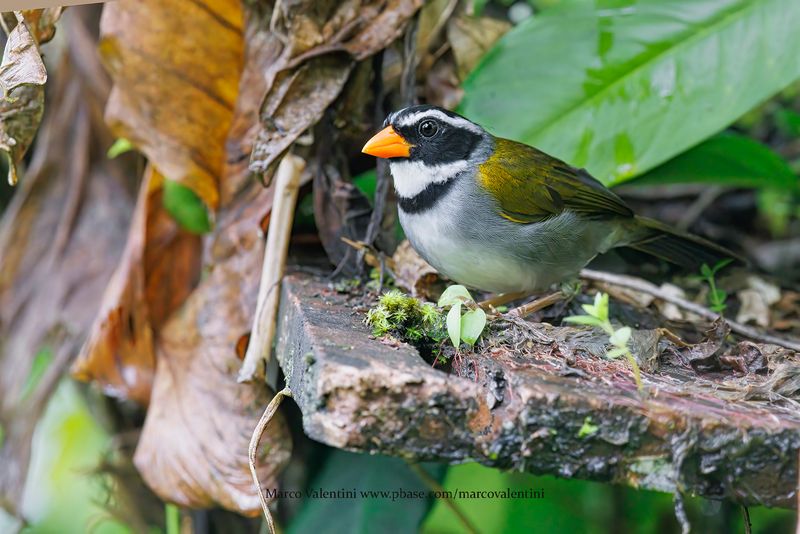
left=577, top=416, right=599, bottom=438
left=565, top=292, right=643, bottom=392
left=696, top=259, right=733, bottom=314
left=438, top=285, right=487, bottom=349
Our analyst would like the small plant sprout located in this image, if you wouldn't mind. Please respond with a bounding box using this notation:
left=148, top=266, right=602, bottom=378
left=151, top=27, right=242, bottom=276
left=437, top=285, right=487, bottom=349
left=565, top=292, right=643, bottom=392
left=697, top=259, right=734, bottom=314
left=577, top=416, right=599, bottom=438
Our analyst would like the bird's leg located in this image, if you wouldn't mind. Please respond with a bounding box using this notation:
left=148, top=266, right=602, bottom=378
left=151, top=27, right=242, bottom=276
left=508, top=291, right=566, bottom=318
left=478, top=291, right=530, bottom=311
left=507, top=279, right=582, bottom=317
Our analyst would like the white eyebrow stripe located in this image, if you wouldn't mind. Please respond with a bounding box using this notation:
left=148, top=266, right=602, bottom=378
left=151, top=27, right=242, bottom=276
left=395, top=109, right=483, bottom=135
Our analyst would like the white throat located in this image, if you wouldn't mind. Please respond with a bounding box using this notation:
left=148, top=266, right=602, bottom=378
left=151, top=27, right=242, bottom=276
left=388, top=160, right=468, bottom=198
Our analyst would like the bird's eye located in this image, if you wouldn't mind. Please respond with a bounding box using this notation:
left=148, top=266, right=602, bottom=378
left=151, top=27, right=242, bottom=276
left=418, top=119, right=438, bottom=138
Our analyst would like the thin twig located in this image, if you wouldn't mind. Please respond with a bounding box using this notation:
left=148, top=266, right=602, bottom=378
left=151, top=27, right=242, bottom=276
left=249, top=386, right=293, bottom=534
left=239, top=154, right=305, bottom=382
left=359, top=51, right=388, bottom=274
left=580, top=269, right=800, bottom=352
left=406, top=462, right=479, bottom=534
left=510, top=292, right=565, bottom=318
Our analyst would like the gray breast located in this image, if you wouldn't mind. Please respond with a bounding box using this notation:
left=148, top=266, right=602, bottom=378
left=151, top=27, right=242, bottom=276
left=398, top=175, right=621, bottom=293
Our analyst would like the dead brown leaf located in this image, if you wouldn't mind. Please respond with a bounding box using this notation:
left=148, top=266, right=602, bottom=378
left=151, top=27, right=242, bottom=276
left=248, top=0, right=423, bottom=178
left=71, top=166, right=202, bottom=405
left=313, top=160, right=373, bottom=275
left=133, top=185, right=292, bottom=514
left=0, top=20, right=134, bottom=511
left=391, top=240, right=445, bottom=299
left=446, top=9, right=510, bottom=80
left=662, top=318, right=732, bottom=372
left=221, top=2, right=283, bottom=204
left=99, top=0, right=245, bottom=209
left=2, top=8, right=64, bottom=45
left=735, top=275, right=781, bottom=329
left=0, top=12, right=47, bottom=186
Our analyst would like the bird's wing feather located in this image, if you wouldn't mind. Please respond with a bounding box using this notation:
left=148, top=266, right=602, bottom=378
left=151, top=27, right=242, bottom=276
left=477, top=138, right=633, bottom=223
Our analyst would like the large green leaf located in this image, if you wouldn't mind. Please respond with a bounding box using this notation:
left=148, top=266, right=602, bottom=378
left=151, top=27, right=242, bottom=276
left=634, top=133, right=799, bottom=189
left=460, top=0, right=800, bottom=185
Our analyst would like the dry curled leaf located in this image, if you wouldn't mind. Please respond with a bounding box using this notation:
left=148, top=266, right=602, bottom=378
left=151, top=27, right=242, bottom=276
left=249, top=0, right=423, bottom=178
left=72, top=166, right=202, bottom=405
left=99, top=0, right=245, bottom=209
left=446, top=8, right=510, bottom=80
left=735, top=275, right=781, bottom=328
left=134, top=185, right=291, bottom=514
left=391, top=239, right=445, bottom=299
left=0, top=12, right=48, bottom=185
left=2, top=8, right=64, bottom=45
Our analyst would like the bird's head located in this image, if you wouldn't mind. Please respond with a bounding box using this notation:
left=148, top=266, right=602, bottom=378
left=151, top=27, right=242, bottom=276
left=362, top=105, right=493, bottom=200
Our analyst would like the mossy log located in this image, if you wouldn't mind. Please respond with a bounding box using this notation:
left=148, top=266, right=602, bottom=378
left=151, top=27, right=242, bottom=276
left=274, top=273, right=800, bottom=508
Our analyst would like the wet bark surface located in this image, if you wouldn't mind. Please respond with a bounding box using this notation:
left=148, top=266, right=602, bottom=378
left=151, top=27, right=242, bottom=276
left=275, top=273, right=800, bottom=509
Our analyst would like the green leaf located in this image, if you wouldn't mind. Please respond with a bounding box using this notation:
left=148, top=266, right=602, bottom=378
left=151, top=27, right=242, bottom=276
left=710, top=258, right=734, bottom=275
left=106, top=137, right=134, bottom=159
left=757, top=187, right=795, bottom=236
left=460, top=308, right=487, bottom=346
left=594, top=292, right=609, bottom=322
left=775, top=108, right=800, bottom=137
left=563, top=315, right=604, bottom=327
left=352, top=169, right=377, bottom=201
left=632, top=134, right=799, bottom=190
left=438, top=285, right=474, bottom=307
left=162, top=179, right=213, bottom=234
left=447, top=303, right=462, bottom=348
left=460, top=0, right=800, bottom=185
left=289, top=450, right=445, bottom=534
left=609, top=326, right=632, bottom=348
left=700, top=263, right=713, bottom=278
left=165, top=504, right=180, bottom=534
left=469, top=0, right=490, bottom=16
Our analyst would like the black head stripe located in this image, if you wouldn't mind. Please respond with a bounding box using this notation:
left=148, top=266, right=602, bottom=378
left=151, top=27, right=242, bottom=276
left=388, top=105, right=486, bottom=166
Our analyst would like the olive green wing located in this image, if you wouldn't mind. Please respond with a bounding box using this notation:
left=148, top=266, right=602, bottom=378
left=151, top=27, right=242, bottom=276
left=478, top=138, right=633, bottom=223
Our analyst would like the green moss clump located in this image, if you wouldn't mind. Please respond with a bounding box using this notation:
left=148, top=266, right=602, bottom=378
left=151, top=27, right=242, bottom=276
left=365, top=290, right=447, bottom=356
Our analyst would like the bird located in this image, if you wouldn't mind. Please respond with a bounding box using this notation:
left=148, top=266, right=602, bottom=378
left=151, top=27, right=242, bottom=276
left=361, top=105, right=739, bottom=295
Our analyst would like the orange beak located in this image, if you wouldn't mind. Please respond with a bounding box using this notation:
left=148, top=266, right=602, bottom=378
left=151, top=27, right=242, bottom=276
left=361, top=125, right=412, bottom=158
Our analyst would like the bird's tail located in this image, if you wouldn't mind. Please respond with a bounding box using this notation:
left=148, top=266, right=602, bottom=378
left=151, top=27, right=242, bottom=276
left=623, top=216, right=743, bottom=270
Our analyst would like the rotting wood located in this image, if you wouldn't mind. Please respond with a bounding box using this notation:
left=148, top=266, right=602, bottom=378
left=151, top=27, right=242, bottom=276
left=274, top=273, right=800, bottom=509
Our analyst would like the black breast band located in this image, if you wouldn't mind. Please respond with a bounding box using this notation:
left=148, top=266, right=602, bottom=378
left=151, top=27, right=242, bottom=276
left=397, top=175, right=458, bottom=214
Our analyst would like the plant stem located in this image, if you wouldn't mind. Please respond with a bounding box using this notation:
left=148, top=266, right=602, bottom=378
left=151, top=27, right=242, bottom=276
left=165, top=504, right=180, bottom=534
